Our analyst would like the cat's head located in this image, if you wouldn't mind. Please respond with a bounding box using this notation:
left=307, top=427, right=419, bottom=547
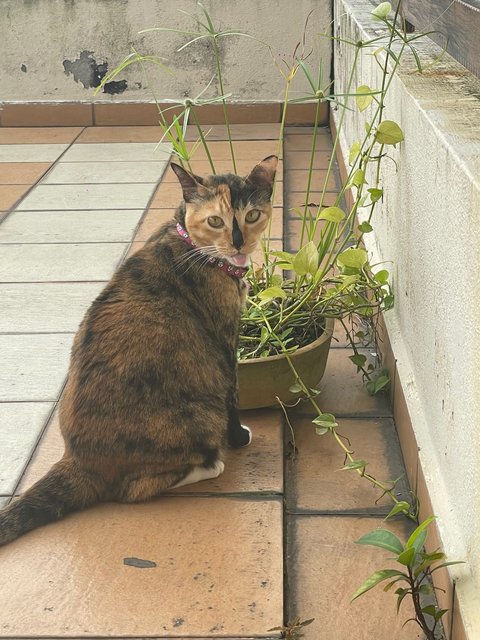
left=171, top=156, right=278, bottom=267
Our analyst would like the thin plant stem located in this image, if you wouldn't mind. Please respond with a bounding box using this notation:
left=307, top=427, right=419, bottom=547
left=212, top=36, right=237, bottom=173
left=190, top=107, right=216, bottom=174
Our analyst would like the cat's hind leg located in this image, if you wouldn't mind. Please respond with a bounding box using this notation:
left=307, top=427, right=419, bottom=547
left=172, top=459, right=224, bottom=488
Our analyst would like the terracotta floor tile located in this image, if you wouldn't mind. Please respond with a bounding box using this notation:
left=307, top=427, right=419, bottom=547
left=134, top=209, right=175, bottom=241
left=0, top=128, right=82, bottom=144
left=286, top=416, right=409, bottom=513
left=162, top=159, right=284, bottom=180
left=0, top=498, right=282, bottom=636
left=184, top=140, right=281, bottom=161
left=1, top=104, right=92, bottom=127
left=20, top=409, right=283, bottom=496
left=289, top=348, right=392, bottom=418
left=0, top=162, right=51, bottom=185
left=76, top=126, right=163, bottom=143
left=285, top=131, right=333, bottom=152
left=286, top=169, right=338, bottom=192
left=0, top=185, right=29, bottom=210
left=286, top=191, right=339, bottom=210
left=286, top=151, right=332, bottom=170
left=287, top=515, right=421, bottom=640
left=184, top=123, right=281, bottom=141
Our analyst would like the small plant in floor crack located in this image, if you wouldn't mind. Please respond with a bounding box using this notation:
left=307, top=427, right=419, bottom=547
left=268, top=617, right=315, bottom=639
left=351, top=516, right=463, bottom=639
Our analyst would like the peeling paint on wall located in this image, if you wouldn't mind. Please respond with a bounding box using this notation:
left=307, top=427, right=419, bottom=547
left=63, top=50, right=127, bottom=94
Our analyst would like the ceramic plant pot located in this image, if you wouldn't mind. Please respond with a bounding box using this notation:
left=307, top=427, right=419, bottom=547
left=237, top=317, right=335, bottom=410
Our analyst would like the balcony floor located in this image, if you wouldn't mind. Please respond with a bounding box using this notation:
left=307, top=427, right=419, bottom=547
left=0, top=124, right=424, bottom=639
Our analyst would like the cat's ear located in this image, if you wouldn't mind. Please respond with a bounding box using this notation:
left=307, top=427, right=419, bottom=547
left=245, top=155, right=278, bottom=193
left=171, top=163, right=211, bottom=202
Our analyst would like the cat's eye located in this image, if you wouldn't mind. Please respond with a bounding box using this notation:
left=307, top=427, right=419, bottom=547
left=245, top=209, right=261, bottom=224
left=207, top=216, right=224, bottom=228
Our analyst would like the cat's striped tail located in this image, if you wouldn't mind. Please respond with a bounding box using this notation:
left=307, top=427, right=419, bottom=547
left=0, top=458, right=105, bottom=546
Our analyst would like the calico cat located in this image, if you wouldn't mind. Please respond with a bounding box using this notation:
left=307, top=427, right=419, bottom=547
left=0, top=155, right=278, bottom=546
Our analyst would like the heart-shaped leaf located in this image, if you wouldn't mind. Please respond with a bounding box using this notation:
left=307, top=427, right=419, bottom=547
left=338, top=248, right=368, bottom=270
left=376, top=120, right=404, bottom=145
left=355, top=85, right=374, bottom=112
left=292, top=241, right=319, bottom=276
left=319, top=206, right=346, bottom=223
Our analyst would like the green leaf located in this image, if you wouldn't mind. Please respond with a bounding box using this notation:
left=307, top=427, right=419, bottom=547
left=375, top=120, right=405, bottom=145
left=368, top=187, right=383, bottom=202
left=338, top=248, right=368, bottom=270
left=257, top=286, right=286, bottom=301
left=406, top=516, right=436, bottom=550
left=374, top=269, right=389, bottom=284
left=397, top=547, right=416, bottom=566
left=289, top=382, right=303, bottom=394
left=338, top=459, right=368, bottom=471
left=355, top=85, right=374, bottom=112
left=421, top=605, right=439, bottom=618
left=385, top=501, right=411, bottom=520
left=271, top=274, right=284, bottom=287
left=349, top=353, right=367, bottom=370
left=395, top=588, right=410, bottom=613
left=319, top=206, right=346, bottom=223
left=367, top=374, right=390, bottom=395
left=356, top=529, right=404, bottom=554
left=351, top=569, right=405, bottom=601
left=270, top=250, right=295, bottom=265
left=312, top=413, right=338, bottom=428
left=315, top=426, right=329, bottom=436
left=358, top=221, right=373, bottom=233
left=371, top=2, right=392, bottom=21
left=349, top=140, right=361, bottom=165
left=292, top=241, right=319, bottom=276
left=351, top=169, right=367, bottom=187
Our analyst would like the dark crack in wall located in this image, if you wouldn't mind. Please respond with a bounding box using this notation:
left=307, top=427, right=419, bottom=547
left=63, top=50, right=127, bottom=94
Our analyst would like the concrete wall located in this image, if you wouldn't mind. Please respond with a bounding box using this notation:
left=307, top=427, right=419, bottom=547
left=1, top=0, right=331, bottom=104
left=333, top=0, right=480, bottom=636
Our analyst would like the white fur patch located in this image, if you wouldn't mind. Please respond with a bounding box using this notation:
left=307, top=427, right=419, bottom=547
left=172, top=460, right=225, bottom=488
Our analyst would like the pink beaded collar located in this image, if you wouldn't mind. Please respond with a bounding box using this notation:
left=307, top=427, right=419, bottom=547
left=176, top=222, right=248, bottom=280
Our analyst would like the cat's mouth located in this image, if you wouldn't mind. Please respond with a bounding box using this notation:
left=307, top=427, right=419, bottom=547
left=226, top=253, right=250, bottom=267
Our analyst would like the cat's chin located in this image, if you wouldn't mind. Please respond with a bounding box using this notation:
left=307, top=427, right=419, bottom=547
left=226, top=253, right=250, bottom=267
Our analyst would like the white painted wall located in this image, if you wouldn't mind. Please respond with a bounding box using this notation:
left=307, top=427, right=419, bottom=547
left=1, top=0, right=331, bottom=103
left=333, top=0, right=480, bottom=636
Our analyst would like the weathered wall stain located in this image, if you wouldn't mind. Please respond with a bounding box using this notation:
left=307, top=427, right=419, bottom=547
left=63, top=50, right=127, bottom=94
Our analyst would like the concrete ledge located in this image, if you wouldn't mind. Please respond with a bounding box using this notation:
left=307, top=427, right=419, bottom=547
left=0, top=102, right=328, bottom=127
left=333, top=0, right=480, bottom=637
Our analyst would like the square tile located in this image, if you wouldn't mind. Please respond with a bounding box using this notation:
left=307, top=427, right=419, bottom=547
left=0, top=163, right=51, bottom=185
left=1, top=104, right=92, bottom=127
left=0, top=334, right=72, bottom=401
left=0, top=210, right=144, bottom=243
left=286, top=417, right=410, bottom=513
left=185, top=123, right=281, bottom=141
left=0, top=282, right=106, bottom=333
left=76, top=126, right=163, bottom=143
left=225, top=103, right=281, bottom=124
left=0, top=185, right=29, bottom=211
left=43, top=161, right=167, bottom=184
left=60, top=142, right=171, bottom=163
left=134, top=209, right=176, bottom=242
left=285, top=150, right=332, bottom=170
left=0, top=144, right=69, bottom=162
left=0, top=498, right=8, bottom=508
left=291, top=348, right=392, bottom=418
left=163, top=159, right=284, bottom=181
left=285, top=131, right=333, bottom=152
left=17, top=184, right=157, bottom=211
left=0, top=128, right=82, bottom=145
left=286, top=169, right=338, bottom=191
left=184, top=140, right=281, bottom=162
left=0, top=498, right=282, bottom=637
left=287, top=516, right=421, bottom=640
left=0, top=402, right=54, bottom=494
left=0, top=243, right=127, bottom=282
left=20, top=409, right=283, bottom=496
